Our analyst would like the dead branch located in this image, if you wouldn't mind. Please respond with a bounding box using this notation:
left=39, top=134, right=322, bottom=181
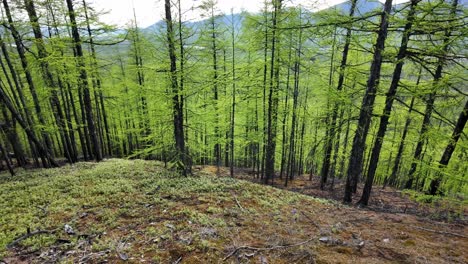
left=411, top=225, right=468, bottom=239
left=233, top=195, right=245, bottom=212
left=7, top=228, right=58, bottom=249
left=223, top=238, right=315, bottom=261
left=300, top=211, right=321, bottom=229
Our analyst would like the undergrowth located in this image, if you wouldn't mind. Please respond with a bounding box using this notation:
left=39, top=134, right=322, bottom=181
left=0, top=159, right=326, bottom=261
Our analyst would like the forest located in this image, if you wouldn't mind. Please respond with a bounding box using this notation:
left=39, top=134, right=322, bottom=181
left=0, top=0, right=467, bottom=263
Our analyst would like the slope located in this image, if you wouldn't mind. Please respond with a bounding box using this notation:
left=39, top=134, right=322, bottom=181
left=0, top=159, right=466, bottom=263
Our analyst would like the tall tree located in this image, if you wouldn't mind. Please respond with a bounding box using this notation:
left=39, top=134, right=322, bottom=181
left=66, top=0, right=102, bottom=161
left=24, top=0, right=77, bottom=163
left=165, top=0, right=190, bottom=176
left=2, top=0, right=54, bottom=167
left=344, top=0, right=393, bottom=203
left=359, top=0, right=420, bottom=206
left=404, top=0, right=459, bottom=189
left=320, top=0, right=357, bottom=190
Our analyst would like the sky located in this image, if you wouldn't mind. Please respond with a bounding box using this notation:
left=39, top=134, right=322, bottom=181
left=90, top=0, right=410, bottom=28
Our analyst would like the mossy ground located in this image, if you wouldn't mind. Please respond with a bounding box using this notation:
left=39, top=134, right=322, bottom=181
left=0, top=159, right=466, bottom=263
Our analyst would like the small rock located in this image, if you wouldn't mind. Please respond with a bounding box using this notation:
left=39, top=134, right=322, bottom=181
left=383, top=238, right=390, bottom=243
left=118, top=252, right=128, bottom=261
left=319, top=236, right=331, bottom=243
left=64, top=224, right=75, bottom=235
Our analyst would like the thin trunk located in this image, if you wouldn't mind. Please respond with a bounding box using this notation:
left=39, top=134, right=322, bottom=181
left=264, top=0, right=282, bottom=185
left=279, top=32, right=293, bottom=180
left=385, top=96, right=416, bottom=188
left=83, top=0, right=113, bottom=157
left=320, top=26, right=338, bottom=189
left=429, top=98, right=468, bottom=195
left=25, top=0, right=75, bottom=163
left=321, top=0, right=357, bottom=190
left=0, top=142, right=14, bottom=176
left=0, top=84, right=57, bottom=167
left=285, top=24, right=302, bottom=187
left=405, top=0, right=458, bottom=189
left=230, top=11, right=236, bottom=177
left=66, top=0, right=102, bottom=161
left=2, top=0, right=53, bottom=166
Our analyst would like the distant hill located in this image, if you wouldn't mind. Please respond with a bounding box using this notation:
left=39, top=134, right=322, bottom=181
left=141, top=0, right=410, bottom=34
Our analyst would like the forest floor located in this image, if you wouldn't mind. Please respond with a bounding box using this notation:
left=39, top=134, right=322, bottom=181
left=0, top=159, right=466, bottom=264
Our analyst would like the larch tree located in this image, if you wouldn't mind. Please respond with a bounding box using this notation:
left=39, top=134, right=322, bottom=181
left=165, top=0, right=190, bottom=176
left=359, top=0, right=421, bottom=206
left=344, top=0, right=393, bottom=204
left=66, top=0, right=102, bottom=161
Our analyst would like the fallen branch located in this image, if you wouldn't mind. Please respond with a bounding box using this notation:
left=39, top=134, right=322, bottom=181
left=234, top=196, right=245, bottom=212
left=223, top=238, right=315, bottom=261
left=7, top=229, right=58, bottom=249
left=300, top=211, right=321, bottom=229
left=411, top=225, right=468, bottom=239
left=231, top=191, right=245, bottom=212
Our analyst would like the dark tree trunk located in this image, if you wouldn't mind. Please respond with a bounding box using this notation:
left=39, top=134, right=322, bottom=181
left=405, top=0, right=458, bottom=189
left=230, top=12, right=236, bottom=177
left=261, top=3, right=269, bottom=180
left=83, top=0, right=113, bottom=157
left=358, top=0, right=420, bottom=206
left=25, top=0, right=76, bottom=163
left=321, top=0, right=357, bottom=190
left=280, top=32, right=293, bottom=181
left=385, top=96, right=416, bottom=188
left=1, top=106, right=27, bottom=166
left=165, top=0, right=190, bottom=176
left=2, top=0, right=54, bottom=167
left=429, top=99, right=468, bottom=195
left=320, top=26, right=338, bottom=190
left=66, top=0, right=102, bottom=161
left=0, top=141, right=14, bottom=176
left=264, top=0, right=282, bottom=185
left=209, top=7, right=221, bottom=172
left=344, top=0, right=393, bottom=203
left=0, top=84, right=57, bottom=167
left=285, top=26, right=302, bottom=187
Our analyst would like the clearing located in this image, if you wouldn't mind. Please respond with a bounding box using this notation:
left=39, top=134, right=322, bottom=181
left=0, top=159, right=466, bottom=263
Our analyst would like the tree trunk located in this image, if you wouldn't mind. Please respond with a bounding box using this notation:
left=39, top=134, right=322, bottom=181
left=25, top=0, right=76, bottom=163
left=2, top=0, right=54, bottom=167
left=344, top=0, right=393, bottom=203
left=385, top=96, right=416, bottom=188
left=66, top=0, right=102, bottom=161
left=358, top=0, right=419, bottom=206
left=321, top=0, right=357, bottom=190
left=83, top=0, right=113, bottom=157
left=264, top=0, right=282, bottom=185
left=405, top=0, right=458, bottom=189
left=165, top=0, right=189, bottom=176
left=429, top=98, right=468, bottom=195
left=230, top=11, right=236, bottom=177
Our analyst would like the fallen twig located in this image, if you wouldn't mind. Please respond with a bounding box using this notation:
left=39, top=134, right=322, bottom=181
left=300, top=211, right=321, bottom=229
left=173, top=256, right=182, bottom=264
left=411, top=225, right=467, bottom=239
left=7, top=229, right=58, bottom=249
left=223, top=238, right=315, bottom=261
left=234, top=196, right=245, bottom=212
